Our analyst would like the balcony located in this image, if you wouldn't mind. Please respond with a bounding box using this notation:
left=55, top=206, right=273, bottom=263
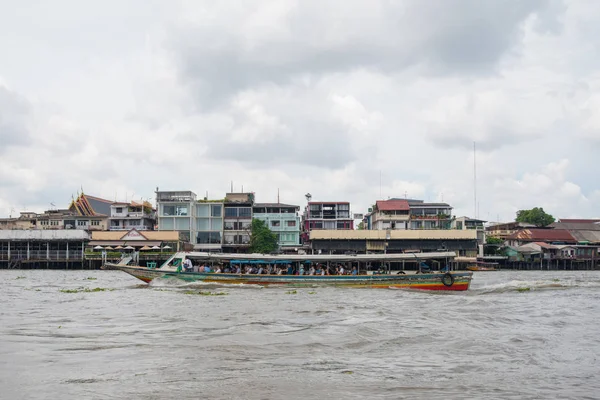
left=410, top=214, right=451, bottom=220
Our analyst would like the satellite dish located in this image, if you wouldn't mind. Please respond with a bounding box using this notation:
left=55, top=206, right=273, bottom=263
left=305, top=193, right=312, bottom=202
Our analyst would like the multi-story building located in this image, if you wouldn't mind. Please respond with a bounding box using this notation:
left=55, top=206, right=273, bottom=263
left=366, top=199, right=410, bottom=230
left=156, top=190, right=197, bottom=244
left=223, top=193, right=254, bottom=252
left=195, top=201, right=224, bottom=252
left=365, top=199, right=453, bottom=230
left=253, top=203, right=301, bottom=249
left=407, top=200, right=453, bottom=230
left=302, top=201, right=353, bottom=243
left=108, top=201, right=156, bottom=231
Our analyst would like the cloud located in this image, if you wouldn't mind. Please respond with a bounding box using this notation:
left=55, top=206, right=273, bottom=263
left=0, top=85, right=33, bottom=150
left=1, top=0, right=600, bottom=225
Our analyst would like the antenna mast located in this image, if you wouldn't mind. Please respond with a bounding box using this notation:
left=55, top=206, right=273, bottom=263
left=473, top=141, right=477, bottom=218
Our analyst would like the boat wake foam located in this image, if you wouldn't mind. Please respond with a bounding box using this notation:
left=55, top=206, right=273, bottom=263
left=473, top=279, right=600, bottom=294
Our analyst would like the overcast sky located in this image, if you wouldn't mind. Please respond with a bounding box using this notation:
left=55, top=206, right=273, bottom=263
left=1, top=0, right=599, bottom=221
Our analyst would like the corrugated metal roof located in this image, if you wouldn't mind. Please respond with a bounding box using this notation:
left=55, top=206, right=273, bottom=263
left=569, top=230, right=600, bottom=243
left=551, top=222, right=600, bottom=231
left=0, top=230, right=89, bottom=240
left=558, top=219, right=600, bottom=223
left=507, top=229, right=576, bottom=242
left=253, top=203, right=299, bottom=209
left=376, top=199, right=410, bottom=211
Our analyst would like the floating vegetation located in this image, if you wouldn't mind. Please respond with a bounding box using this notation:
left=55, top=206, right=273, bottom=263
left=85, top=277, right=97, bottom=281
left=308, top=291, right=316, bottom=295
left=552, top=279, right=560, bottom=282
left=16, top=276, right=26, bottom=280
left=184, top=290, right=228, bottom=296
left=286, top=290, right=298, bottom=295
left=516, top=287, right=531, bottom=292
left=341, top=370, right=354, bottom=375
left=60, top=287, right=113, bottom=293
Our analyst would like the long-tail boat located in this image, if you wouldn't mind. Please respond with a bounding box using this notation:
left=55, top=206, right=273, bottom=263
left=105, top=251, right=473, bottom=291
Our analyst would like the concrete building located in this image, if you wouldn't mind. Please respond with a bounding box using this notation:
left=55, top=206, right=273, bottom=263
left=223, top=193, right=254, bottom=252
left=156, top=190, right=197, bottom=244
left=407, top=200, right=453, bottom=230
left=302, top=201, right=353, bottom=243
left=108, top=201, right=156, bottom=231
left=253, top=203, right=301, bottom=249
left=195, top=201, right=224, bottom=252
left=309, top=229, right=478, bottom=258
left=366, top=199, right=410, bottom=230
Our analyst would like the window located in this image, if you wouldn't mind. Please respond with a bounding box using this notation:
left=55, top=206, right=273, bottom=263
left=323, top=221, right=335, bottom=229
left=159, top=218, right=174, bottom=230
left=210, top=218, right=222, bottom=230
left=271, top=220, right=281, bottom=227
left=51, top=220, right=59, bottom=226
left=41, top=220, right=48, bottom=225
left=162, top=205, right=175, bottom=216
left=338, top=204, right=349, bottom=211
left=196, top=204, right=209, bottom=217
left=238, top=208, right=251, bottom=218
left=197, top=218, right=210, bottom=231
left=91, top=220, right=100, bottom=226
left=77, top=220, right=88, bottom=226
left=225, top=208, right=238, bottom=217
left=337, top=221, right=349, bottom=229
left=116, top=207, right=123, bottom=213
left=286, top=220, right=296, bottom=227
left=175, top=218, right=190, bottom=230
left=311, top=221, right=323, bottom=229
left=175, top=205, right=188, bottom=216
left=211, top=205, right=222, bottom=217
left=197, top=232, right=221, bottom=244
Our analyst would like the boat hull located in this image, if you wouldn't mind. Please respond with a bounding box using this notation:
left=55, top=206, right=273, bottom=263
left=106, top=264, right=472, bottom=291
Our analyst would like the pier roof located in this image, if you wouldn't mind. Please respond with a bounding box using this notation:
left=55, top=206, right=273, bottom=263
left=310, top=230, right=477, bottom=240
left=0, top=230, right=89, bottom=241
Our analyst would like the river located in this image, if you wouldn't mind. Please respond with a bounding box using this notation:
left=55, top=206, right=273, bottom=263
left=1, top=270, right=599, bottom=399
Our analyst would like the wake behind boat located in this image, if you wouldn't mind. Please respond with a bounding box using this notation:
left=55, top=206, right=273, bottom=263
left=105, top=251, right=473, bottom=291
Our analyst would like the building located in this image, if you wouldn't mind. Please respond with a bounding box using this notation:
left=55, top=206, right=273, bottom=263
left=223, top=193, right=254, bottom=252
left=309, top=230, right=478, bottom=258
left=485, top=222, right=535, bottom=240
left=364, top=198, right=454, bottom=231
left=302, top=201, right=353, bottom=243
left=367, top=199, right=410, bottom=230
left=156, top=190, right=197, bottom=244
left=253, top=203, right=301, bottom=249
left=505, top=228, right=577, bottom=247
left=0, top=230, right=89, bottom=268
left=195, top=200, right=224, bottom=252
left=89, top=229, right=181, bottom=251
left=407, top=200, right=453, bottom=230
left=452, top=216, right=486, bottom=231
left=108, top=201, right=156, bottom=231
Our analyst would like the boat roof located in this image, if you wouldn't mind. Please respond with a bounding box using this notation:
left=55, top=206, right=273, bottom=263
left=174, top=251, right=456, bottom=262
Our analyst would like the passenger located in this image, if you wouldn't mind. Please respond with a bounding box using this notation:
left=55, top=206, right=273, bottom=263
left=215, top=266, right=222, bottom=273
left=299, top=266, right=305, bottom=275
left=204, top=265, right=211, bottom=273
left=339, top=266, right=345, bottom=275
left=287, top=264, right=293, bottom=275
left=351, top=268, right=357, bottom=276
left=257, top=266, right=263, bottom=275
left=277, top=267, right=283, bottom=275
left=236, top=266, right=241, bottom=274
left=183, top=258, right=193, bottom=272
left=309, top=266, right=315, bottom=275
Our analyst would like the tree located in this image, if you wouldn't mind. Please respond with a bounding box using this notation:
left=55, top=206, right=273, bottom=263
left=357, top=221, right=365, bottom=230
left=515, top=207, right=555, bottom=227
left=249, top=218, right=278, bottom=253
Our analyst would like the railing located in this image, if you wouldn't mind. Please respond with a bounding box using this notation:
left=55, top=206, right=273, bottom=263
left=0, top=251, right=84, bottom=261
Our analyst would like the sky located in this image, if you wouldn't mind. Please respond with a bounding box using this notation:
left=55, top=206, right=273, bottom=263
left=1, top=0, right=599, bottom=222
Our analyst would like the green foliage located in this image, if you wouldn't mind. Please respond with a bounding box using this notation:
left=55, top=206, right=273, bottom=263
left=486, top=236, right=503, bottom=245
left=249, top=218, right=279, bottom=253
left=60, top=287, right=112, bottom=293
left=357, top=221, right=365, bottom=230
left=515, top=207, right=555, bottom=227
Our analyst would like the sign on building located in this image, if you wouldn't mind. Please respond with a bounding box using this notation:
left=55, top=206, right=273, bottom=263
left=353, top=213, right=364, bottom=220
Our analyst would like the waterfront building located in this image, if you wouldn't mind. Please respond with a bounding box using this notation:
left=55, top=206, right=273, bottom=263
left=366, top=199, right=410, bottom=230
left=302, top=201, right=353, bottom=243
left=407, top=200, right=453, bottom=230
left=223, top=193, right=254, bottom=252
left=109, top=201, right=156, bottom=231
left=89, top=229, right=181, bottom=251
left=0, top=230, right=89, bottom=268
left=485, top=222, right=535, bottom=240
left=156, top=190, right=197, bottom=244
left=309, top=229, right=478, bottom=258
left=253, top=203, right=301, bottom=249
left=195, top=200, right=224, bottom=252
